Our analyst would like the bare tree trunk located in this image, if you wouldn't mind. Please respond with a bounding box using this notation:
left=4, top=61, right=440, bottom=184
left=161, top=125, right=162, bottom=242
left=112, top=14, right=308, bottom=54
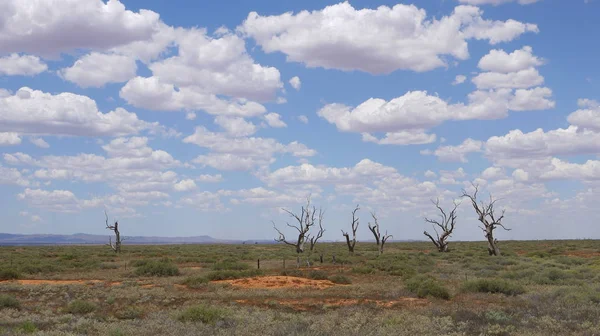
left=462, top=184, right=510, bottom=257
left=105, top=211, right=122, bottom=253
left=342, top=205, right=360, bottom=253
left=369, top=212, right=392, bottom=255
left=273, top=195, right=325, bottom=255
left=423, top=198, right=459, bottom=253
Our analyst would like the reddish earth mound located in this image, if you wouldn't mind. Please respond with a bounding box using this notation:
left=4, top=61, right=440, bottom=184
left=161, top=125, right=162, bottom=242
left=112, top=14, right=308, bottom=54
left=235, top=297, right=428, bottom=310
left=214, top=276, right=337, bottom=289
left=1, top=279, right=103, bottom=285
left=564, top=251, right=600, bottom=258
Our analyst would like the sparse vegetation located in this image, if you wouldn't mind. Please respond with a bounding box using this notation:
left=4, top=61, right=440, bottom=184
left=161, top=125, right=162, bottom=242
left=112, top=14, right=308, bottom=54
left=65, top=300, right=97, bottom=315
left=134, top=259, right=180, bottom=277
left=0, top=268, right=21, bottom=280
left=0, top=294, right=20, bottom=309
left=1, top=241, right=599, bottom=335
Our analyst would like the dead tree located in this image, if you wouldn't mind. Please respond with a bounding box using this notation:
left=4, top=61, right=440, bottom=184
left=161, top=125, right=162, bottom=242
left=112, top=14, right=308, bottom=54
left=461, top=184, right=510, bottom=256
left=342, top=205, right=360, bottom=253
left=273, top=196, right=323, bottom=255
left=368, top=212, right=392, bottom=255
left=308, top=210, right=325, bottom=252
left=105, top=210, right=122, bottom=253
left=423, top=198, right=460, bottom=252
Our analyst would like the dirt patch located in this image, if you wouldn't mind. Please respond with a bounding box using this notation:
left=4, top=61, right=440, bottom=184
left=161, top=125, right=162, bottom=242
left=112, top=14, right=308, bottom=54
left=1, top=279, right=103, bottom=286
left=183, top=266, right=202, bottom=270
left=563, top=250, right=600, bottom=258
left=234, top=297, right=428, bottom=310
left=214, top=276, right=337, bottom=289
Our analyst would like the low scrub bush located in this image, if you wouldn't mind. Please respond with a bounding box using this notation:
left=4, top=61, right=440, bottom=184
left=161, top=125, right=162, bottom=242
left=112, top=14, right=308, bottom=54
left=18, top=321, right=37, bottom=334
left=206, top=269, right=262, bottom=281
left=181, top=276, right=209, bottom=288
left=65, top=300, right=97, bottom=315
left=463, top=279, right=525, bottom=296
left=280, top=269, right=304, bottom=277
left=115, top=306, right=144, bottom=320
left=351, top=266, right=375, bottom=274
left=134, top=260, right=180, bottom=277
left=212, top=261, right=249, bottom=271
left=177, top=304, right=229, bottom=324
left=0, top=268, right=21, bottom=280
left=308, top=270, right=329, bottom=280
left=405, top=275, right=450, bottom=300
left=329, top=274, right=352, bottom=284
left=0, top=294, right=20, bottom=309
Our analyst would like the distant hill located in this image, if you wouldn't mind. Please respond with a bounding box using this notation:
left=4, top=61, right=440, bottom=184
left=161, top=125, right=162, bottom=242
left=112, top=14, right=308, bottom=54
left=0, top=233, right=421, bottom=246
left=0, top=233, right=244, bottom=245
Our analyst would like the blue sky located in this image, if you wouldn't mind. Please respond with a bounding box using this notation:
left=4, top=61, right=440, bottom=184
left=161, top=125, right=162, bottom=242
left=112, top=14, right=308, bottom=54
left=1, top=0, right=599, bottom=242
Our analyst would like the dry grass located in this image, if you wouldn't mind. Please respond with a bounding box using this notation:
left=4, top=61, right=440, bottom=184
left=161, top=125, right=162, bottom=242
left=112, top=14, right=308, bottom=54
left=0, top=240, right=599, bottom=335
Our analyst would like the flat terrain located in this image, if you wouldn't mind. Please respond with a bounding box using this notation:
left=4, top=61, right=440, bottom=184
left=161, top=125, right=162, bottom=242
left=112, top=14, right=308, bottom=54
left=1, top=240, right=600, bottom=335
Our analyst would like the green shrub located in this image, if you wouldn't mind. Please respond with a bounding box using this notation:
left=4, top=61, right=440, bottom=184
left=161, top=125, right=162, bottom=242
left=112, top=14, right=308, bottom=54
left=20, top=264, right=61, bottom=274
left=405, top=275, right=450, bottom=300
left=280, top=269, right=304, bottom=277
left=212, top=261, right=249, bottom=271
left=18, top=321, right=37, bottom=334
left=0, top=294, right=20, bottom=309
left=463, top=279, right=525, bottom=296
left=65, top=300, right=97, bottom=315
left=351, top=266, right=375, bottom=274
left=329, top=274, right=352, bottom=284
left=134, top=260, right=180, bottom=277
left=115, top=306, right=144, bottom=320
left=206, top=269, right=262, bottom=281
left=181, top=276, right=209, bottom=288
left=0, top=268, right=21, bottom=280
left=308, top=270, right=329, bottom=280
left=177, top=304, right=228, bottom=324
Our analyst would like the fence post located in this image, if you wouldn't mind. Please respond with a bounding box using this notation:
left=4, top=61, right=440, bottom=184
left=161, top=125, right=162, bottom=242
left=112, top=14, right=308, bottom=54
left=257, top=258, right=260, bottom=269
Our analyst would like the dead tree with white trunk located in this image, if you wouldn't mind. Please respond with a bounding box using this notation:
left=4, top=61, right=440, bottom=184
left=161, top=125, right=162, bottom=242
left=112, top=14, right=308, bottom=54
left=461, top=184, right=510, bottom=256
left=368, top=212, right=392, bottom=255
left=273, top=196, right=323, bottom=255
left=308, top=210, right=325, bottom=252
left=105, top=210, right=123, bottom=253
left=342, top=205, right=360, bottom=253
left=423, top=198, right=460, bottom=252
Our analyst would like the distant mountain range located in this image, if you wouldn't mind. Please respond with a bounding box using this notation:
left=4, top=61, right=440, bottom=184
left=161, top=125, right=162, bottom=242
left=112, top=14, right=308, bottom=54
left=0, top=233, right=423, bottom=245
left=0, top=233, right=276, bottom=245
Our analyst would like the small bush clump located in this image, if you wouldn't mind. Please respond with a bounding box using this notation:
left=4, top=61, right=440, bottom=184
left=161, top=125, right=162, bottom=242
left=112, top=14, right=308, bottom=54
left=280, top=269, right=304, bottom=277
left=177, top=304, right=228, bottom=324
left=18, top=321, right=37, bottom=334
left=115, top=306, right=144, bottom=320
left=134, top=260, right=180, bottom=277
left=0, top=294, right=20, bottom=309
left=329, top=274, right=352, bottom=284
left=351, top=266, right=375, bottom=274
left=308, top=270, right=329, bottom=280
left=65, top=300, right=97, bottom=315
left=181, top=276, right=209, bottom=288
left=212, top=261, right=249, bottom=271
left=206, top=269, right=262, bottom=281
left=463, top=279, right=525, bottom=296
left=0, top=268, right=21, bottom=280
left=405, top=275, right=450, bottom=300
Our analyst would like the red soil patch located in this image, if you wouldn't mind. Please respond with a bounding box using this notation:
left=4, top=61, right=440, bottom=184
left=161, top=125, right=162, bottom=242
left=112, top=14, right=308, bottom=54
left=563, top=251, right=600, bottom=258
left=214, top=276, right=337, bottom=289
left=1, top=279, right=103, bottom=286
left=234, top=297, right=428, bottom=310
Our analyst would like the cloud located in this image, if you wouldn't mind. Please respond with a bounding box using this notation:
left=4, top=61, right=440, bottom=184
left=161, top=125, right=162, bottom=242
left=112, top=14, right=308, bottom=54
left=0, top=0, right=160, bottom=57
left=362, top=130, right=437, bottom=145
left=0, top=164, right=29, bottom=186
left=0, top=132, right=21, bottom=146
left=196, top=174, right=223, bottom=183
left=29, top=137, right=49, bottom=148
left=567, top=100, right=600, bottom=132
left=298, top=115, right=309, bottom=124
left=174, top=179, right=197, bottom=192
left=459, top=0, right=541, bottom=5
left=472, top=67, right=544, bottom=89
left=59, top=53, right=137, bottom=88
left=214, top=116, right=257, bottom=137
left=289, top=76, right=301, bottom=90
left=0, top=54, right=47, bottom=76
left=17, top=188, right=80, bottom=212
left=452, top=75, right=466, bottom=85
left=478, top=46, right=543, bottom=73
left=422, top=138, right=483, bottom=162
left=185, top=112, right=197, bottom=120
left=184, top=127, right=315, bottom=171
left=264, top=113, right=287, bottom=128
left=240, top=3, right=537, bottom=74
left=0, top=87, right=160, bottom=137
